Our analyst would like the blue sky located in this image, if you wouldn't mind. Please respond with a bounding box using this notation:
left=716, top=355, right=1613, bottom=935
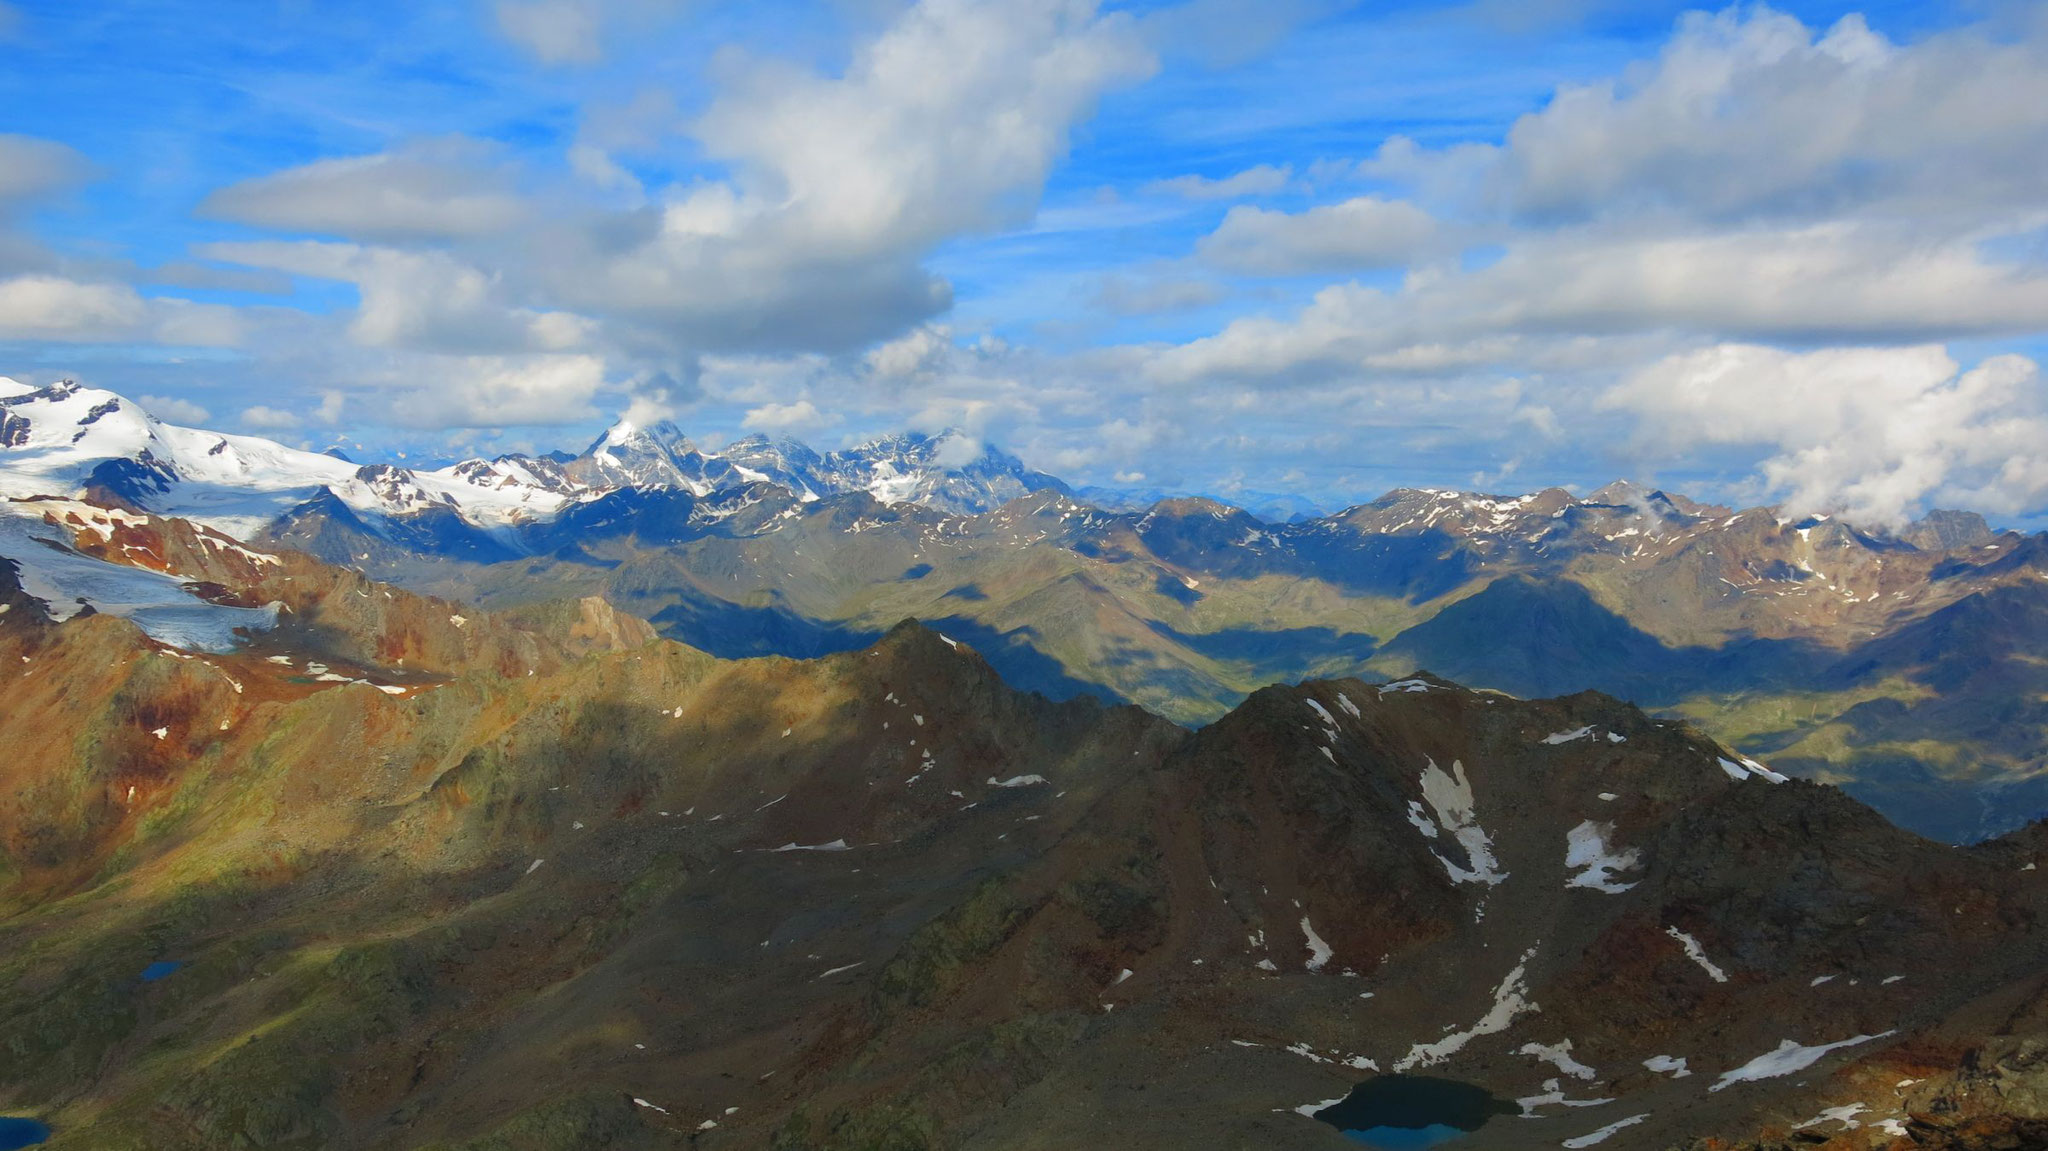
left=3, top=0, right=2047, bottom=525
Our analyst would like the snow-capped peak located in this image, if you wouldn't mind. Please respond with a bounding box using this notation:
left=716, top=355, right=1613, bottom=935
left=0, top=383, right=1069, bottom=543
left=0, top=382, right=570, bottom=538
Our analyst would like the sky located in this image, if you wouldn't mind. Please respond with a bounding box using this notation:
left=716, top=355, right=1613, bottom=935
left=2, top=0, right=2047, bottom=525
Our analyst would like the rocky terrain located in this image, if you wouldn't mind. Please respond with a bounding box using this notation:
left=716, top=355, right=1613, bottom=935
left=3, top=498, right=2048, bottom=1150
left=8, top=379, right=2048, bottom=841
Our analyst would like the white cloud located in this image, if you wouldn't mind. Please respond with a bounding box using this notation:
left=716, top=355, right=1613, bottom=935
left=1372, top=8, right=2048, bottom=227
left=0, top=275, right=146, bottom=338
left=493, top=0, right=691, bottom=66
left=495, top=0, right=602, bottom=65
left=1196, top=195, right=1437, bottom=274
left=1445, top=222, right=2048, bottom=340
left=197, top=0, right=1156, bottom=364
left=1144, top=164, right=1291, bottom=200
left=199, top=138, right=527, bottom=242
left=137, top=394, right=211, bottom=425
left=0, top=274, right=247, bottom=347
left=203, top=241, right=595, bottom=354
left=386, top=354, right=609, bottom=428
left=1148, top=217, right=2048, bottom=385
left=742, top=399, right=840, bottom=435
left=240, top=405, right=302, bottom=430
left=1604, top=344, right=2048, bottom=526
left=865, top=325, right=951, bottom=379
left=0, top=134, right=90, bottom=209
left=618, top=390, right=676, bottom=429
left=315, top=390, right=345, bottom=425
left=692, top=0, right=1155, bottom=259
left=932, top=432, right=983, bottom=467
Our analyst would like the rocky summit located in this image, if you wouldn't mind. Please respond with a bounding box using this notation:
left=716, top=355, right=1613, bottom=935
left=2, top=496, right=2048, bottom=1150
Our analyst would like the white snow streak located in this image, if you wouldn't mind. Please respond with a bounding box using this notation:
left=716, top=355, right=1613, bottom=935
left=1665, top=927, right=1728, bottom=983
left=1711, top=1033, right=1896, bottom=1092
left=1563, top=1113, right=1649, bottom=1147
left=1394, top=946, right=1538, bottom=1071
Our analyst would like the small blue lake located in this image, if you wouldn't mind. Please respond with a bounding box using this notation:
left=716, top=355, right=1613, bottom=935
left=1342, top=1123, right=1467, bottom=1149
left=1311, top=1075, right=1514, bottom=1149
left=139, top=960, right=185, bottom=982
left=0, top=1117, right=50, bottom=1149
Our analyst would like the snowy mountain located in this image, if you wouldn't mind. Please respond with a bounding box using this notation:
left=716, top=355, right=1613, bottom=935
left=0, top=378, right=571, bottom=540
left=0, top=380, right=1072, bottom=542
left=516, top=421, right=1066, bottom=515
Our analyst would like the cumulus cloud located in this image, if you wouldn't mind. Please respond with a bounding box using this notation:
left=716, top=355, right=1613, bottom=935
left=865, top=325, right=952, bottom=379
left=1444, top=221, right=2048, bottom=340
left=1196, top=195, right=1438, bottom=275
left=1371, top=8, right=2048, bottom=226
left=199, top=138, right=527, bottom=242
left=0, top=273, right=250, bottom=347
left=315, top=390, right=345, bottom=425
left=1144, top=164, right=1291, bottom=200
left=193, top=0, right=1155, bottom=367
left=137, top=394, right=211, bottom=425
left=1604, top=344, right=2048, bottom=526
left=202, top=241, right=594, bottom=354
left=240, top=405, right=302, bottom=430
left=0, top=135, right=91, bottom=210
left=386, top=354, right=609, bottom=428
left=0, top=275, right=147, bottom=338
left=692, top=0, right=1154, bottom=259
left=618, top=390, right=676, bottom=429
left=742, top=399, right=841, bottom=435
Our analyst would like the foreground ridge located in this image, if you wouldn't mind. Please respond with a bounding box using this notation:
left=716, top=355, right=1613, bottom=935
left=0, top=512, right=2043, bottom=1149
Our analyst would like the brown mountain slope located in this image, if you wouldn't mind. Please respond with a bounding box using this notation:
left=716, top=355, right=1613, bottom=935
left=1, top=519, right=2046, bottom=1150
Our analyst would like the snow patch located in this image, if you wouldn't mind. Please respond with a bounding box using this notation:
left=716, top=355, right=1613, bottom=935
left=1719, top=755, right=1788, bottom=784
left=1394, top=946, right=1538, bottom=1071
left=1710, top=1033, right=1896, bottom=1092
left=1413, top=758, right=1508, bottom=886
left=1564, top=820, right=1640, bottom=893
left=1563, top=1113, right=1649, bottom=1147
left=1792, top=1103, right=1868, bottom=1131
left=1515, top=1078, right=1613, bottom=1118
left=1519, top=1038, right=1597, bottom=1080
left=1643, top=1055, right=1690, bottom=1078
left=1666, top=927, right=1728, bottom=982
left=1301, top=917, right=1333, bottom=972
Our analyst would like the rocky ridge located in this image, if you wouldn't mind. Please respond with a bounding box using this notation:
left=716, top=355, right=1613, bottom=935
left=0, top=503, right=2045, bottom=1149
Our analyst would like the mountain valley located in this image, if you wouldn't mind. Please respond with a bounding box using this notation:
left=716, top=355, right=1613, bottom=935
left=4, top=498, right=2048, bottom=1149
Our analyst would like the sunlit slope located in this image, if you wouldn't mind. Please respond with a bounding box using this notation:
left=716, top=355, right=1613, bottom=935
left=5, top=529, right=2048, bottom=1148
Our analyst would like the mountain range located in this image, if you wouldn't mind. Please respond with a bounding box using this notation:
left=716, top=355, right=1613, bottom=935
left=3, top=502, right=2048, bottom=1149
left=5, top=379, right=2048, bottom=845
